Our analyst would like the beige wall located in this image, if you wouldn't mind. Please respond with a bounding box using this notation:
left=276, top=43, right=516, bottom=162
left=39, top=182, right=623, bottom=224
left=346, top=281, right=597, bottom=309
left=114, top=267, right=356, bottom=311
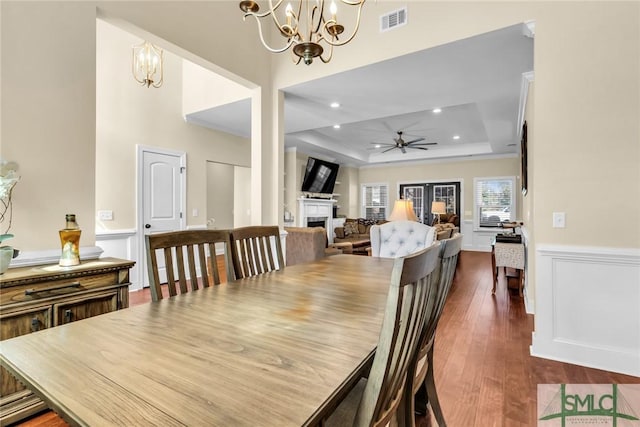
left=1, top=1, right=638, bottom=256
left=206, top=162, right=234, bottom=230
left=273, top=1, right=640, bottom=250
left=96, top=19, right=250, bottom=232
left=182, top=61, right=250, bottom=115
left=359, top=156, right=520, bottom=220
left=1, top=1, right=271, bottom=251
left=531, top=2, right=639, bottom=248
left=2, top=2, right=98, bottom=250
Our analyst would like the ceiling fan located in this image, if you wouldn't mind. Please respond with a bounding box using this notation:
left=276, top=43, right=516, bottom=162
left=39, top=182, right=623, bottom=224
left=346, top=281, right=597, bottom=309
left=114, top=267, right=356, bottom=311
left=371, top=131, right=437, bottom=154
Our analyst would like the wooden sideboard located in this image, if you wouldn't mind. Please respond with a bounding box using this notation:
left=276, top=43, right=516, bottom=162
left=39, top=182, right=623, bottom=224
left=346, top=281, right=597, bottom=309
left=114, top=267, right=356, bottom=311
left=0, top=257, right=135, bottom=425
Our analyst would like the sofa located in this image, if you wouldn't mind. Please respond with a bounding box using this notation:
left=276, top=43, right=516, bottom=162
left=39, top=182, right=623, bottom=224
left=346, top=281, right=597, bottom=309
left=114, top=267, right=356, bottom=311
left=433, top=222, right=459, bottom=240
left=334, top=218, right=387, bottom=244
left=284, top=227, right=339, bottom=266
left=437, top=212, right=460, bottom=227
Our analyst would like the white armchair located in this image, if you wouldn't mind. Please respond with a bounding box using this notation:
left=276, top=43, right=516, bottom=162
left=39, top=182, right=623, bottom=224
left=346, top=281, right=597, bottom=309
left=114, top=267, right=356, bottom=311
left=370, top=220, right=437, bottom=258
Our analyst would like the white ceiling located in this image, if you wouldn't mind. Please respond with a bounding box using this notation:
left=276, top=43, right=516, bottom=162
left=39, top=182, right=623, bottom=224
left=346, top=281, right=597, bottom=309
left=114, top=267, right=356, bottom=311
left=188, top=22, right=534, bottom=166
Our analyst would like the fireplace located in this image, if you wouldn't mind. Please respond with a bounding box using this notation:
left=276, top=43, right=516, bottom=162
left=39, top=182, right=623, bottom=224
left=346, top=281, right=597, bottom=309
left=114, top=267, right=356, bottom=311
left=307, top=218, right=326, bottom=228
left=297, top=197, right=336, bottom=243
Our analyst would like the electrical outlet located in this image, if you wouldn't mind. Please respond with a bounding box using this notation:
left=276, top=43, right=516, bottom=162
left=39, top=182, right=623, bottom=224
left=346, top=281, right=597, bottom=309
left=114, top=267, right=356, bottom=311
left=192, top=208, right=199, bottom=217
left=552, top=212, right=565, bottom=228
left=98, top=210, right=113, bottom=221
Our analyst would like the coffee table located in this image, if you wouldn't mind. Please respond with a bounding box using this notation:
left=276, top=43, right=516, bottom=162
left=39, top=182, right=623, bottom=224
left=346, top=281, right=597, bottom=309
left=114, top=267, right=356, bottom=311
left=332, top=239, right=371, bottom=255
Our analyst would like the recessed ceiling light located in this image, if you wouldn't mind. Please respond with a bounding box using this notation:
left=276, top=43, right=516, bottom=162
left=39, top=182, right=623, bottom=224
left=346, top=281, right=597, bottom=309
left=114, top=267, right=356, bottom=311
left=375, top=144, right=381, bottom=148
left=330, top=102, right=340, bottom=108
left=432, top=108, right=442, bottom=113
left=333, top=124, right=341, bottom=129
left=452, top=135, right=460, bottom=140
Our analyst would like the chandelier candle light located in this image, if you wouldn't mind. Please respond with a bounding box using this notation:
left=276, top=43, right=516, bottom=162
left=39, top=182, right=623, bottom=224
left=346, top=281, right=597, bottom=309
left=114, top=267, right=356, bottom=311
left=239, top=0, right=365, bottom=65
left=132, top=41, right=164, bottom=88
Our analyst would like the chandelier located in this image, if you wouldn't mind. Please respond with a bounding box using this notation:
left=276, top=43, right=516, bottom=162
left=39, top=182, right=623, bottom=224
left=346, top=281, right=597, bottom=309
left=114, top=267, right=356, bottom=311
left=132, top=41, right=164, bottom=88
left=239, top=0, right=366, bottom=65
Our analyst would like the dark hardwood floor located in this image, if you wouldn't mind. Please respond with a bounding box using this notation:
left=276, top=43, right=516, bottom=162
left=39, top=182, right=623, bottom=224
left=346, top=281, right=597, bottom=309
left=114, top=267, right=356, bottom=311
left=15, top=251, right=639, bottom=426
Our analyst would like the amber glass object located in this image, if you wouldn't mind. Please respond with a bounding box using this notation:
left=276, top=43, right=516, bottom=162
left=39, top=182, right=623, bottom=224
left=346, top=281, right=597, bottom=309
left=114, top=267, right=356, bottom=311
left=59, top=214, right=81, bottom=267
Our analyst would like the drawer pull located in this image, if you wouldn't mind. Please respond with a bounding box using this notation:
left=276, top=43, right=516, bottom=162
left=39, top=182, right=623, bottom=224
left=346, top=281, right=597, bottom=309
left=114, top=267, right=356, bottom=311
left=25, top=282, right=81, bottom=296
left=64, top=309, right=73, bottom=323
left=31, top=317, right=40, bottom=332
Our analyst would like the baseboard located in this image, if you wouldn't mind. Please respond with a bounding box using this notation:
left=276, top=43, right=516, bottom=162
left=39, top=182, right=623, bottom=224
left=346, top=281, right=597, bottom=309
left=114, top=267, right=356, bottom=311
left=531, top=244, right=640, bottom=377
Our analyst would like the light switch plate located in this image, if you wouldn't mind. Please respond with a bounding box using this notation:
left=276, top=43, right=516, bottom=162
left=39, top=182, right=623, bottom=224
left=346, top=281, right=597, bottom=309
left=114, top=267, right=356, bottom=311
left=98, top=210, right=113, bottom=221
left=553, top=212, right=565, bottom=228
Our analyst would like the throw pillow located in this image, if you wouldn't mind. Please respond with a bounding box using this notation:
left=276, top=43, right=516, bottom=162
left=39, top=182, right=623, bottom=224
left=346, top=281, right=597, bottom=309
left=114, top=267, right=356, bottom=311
left=358, top=218, right=377, bottom=226
left=343, top=222, right=359, bottom=236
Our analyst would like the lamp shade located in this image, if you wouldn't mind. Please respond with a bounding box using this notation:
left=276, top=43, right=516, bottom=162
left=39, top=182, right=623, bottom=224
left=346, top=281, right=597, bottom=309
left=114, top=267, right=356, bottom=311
left=431, top=201, right=447, bottom=215
left=388, top=199, right=419, bottom=222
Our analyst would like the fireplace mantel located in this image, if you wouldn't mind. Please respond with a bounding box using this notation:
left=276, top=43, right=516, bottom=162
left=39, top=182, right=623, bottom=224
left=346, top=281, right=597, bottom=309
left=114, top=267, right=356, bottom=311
left=297, top=197, right=336, bottom=243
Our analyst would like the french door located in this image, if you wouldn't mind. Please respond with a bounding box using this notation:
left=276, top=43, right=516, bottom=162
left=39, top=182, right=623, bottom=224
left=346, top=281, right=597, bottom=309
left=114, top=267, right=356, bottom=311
left=400, top=182, right=461, bottom=224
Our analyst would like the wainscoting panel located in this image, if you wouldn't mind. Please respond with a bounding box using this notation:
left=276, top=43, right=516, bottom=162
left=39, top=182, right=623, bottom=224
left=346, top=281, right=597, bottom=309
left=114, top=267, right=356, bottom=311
left=95, top=229, right=141, bottom=290
left=531, top=245, right=640, bottom=377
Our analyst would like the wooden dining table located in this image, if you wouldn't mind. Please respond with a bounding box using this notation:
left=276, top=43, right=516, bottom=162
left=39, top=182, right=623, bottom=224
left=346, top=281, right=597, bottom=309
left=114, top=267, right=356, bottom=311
left=0, top=254, right=395, bottom=426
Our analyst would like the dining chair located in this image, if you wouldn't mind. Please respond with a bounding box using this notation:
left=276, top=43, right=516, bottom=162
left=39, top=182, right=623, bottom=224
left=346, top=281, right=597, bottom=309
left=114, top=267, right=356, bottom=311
left=412, top=233, right=463, bottom=425
left=145, top=229, right=233, bottom=301
left=369, top=220, right=437, bottom=258
left=324, top=242, right=441, bottom=427
left=229, top=226, right=284, bottom=279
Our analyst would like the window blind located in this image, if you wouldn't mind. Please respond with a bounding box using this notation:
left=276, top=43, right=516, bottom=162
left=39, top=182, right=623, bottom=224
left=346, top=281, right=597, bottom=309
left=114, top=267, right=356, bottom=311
left=474, top=177, right=515, bottom=227
left=362, top=184, right=388, bottom=220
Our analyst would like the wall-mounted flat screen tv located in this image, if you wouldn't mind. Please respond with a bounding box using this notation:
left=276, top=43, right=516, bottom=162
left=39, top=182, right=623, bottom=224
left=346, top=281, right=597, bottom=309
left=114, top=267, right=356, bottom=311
left=301, top=157, right=340, bottom=195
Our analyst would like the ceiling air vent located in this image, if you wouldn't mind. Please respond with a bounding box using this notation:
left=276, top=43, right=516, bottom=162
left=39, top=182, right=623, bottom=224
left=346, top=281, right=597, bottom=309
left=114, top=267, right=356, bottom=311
left=380, top=7, right=407, bottom=32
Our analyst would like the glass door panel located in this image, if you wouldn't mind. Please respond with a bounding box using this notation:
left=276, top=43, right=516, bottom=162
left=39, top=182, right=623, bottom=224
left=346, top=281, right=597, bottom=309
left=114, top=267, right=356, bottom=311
left=402, top=186, right=424, bottom=223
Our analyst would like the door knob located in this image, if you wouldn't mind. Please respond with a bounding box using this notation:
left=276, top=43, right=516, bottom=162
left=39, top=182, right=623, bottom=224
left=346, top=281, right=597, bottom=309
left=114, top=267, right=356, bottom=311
left=145, top=224, right=151, bottom=229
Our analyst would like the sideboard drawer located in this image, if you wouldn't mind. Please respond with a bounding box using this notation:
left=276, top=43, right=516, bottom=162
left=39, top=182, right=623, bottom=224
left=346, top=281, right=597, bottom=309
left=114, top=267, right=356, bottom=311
left=1, top=272, right=121, bottom=305
left=53, top=289, right=119, bottom=325
left=0, top=305, right=52, bottom=399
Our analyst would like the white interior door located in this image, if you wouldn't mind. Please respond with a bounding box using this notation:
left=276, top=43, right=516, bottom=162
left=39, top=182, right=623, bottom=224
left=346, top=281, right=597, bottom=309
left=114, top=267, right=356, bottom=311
left=139, top=147, right=185, bottom=288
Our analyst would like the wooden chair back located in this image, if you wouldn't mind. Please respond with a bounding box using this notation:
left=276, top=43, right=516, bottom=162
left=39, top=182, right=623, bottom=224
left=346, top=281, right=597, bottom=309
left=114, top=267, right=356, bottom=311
left=412, top=232, right=463, bottom=424
left=229, top=226, right=284, bottom=280
left=424, top=233, right=463, bottom=345
left=145, top=229, right=232, bottom=301
left=354, top=243, right=441, bottom=427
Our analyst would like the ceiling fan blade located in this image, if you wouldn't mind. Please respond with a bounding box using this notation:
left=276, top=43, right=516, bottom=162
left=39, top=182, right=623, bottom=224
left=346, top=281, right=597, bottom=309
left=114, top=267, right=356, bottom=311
left=410, top=142, right=438, bottom=146
left=409, top=146, right=429, bottom=151
left=401, top=120, right=423, bottom=131
left=370, top=142, right=396, bottom=146
left=404, top=128, right=436, bottom=135
left=382, top=147, right=397, bottom=153
left=405, top=138, right=425, bottom=144
left=382, top=121, right=395, bottom=134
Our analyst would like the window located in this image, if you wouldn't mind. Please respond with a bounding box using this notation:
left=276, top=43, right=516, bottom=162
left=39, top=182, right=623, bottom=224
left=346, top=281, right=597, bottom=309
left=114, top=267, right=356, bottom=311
left=362, top=183, right=388, bottom=220
left=474, top=177, right=515, bottom=228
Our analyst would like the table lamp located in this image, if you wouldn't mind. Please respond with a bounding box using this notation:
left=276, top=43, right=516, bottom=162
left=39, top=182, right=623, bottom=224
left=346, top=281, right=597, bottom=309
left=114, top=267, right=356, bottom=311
left=388, top=199, right=419, bottom=221
left=431, top=201, right=447, bottom=225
